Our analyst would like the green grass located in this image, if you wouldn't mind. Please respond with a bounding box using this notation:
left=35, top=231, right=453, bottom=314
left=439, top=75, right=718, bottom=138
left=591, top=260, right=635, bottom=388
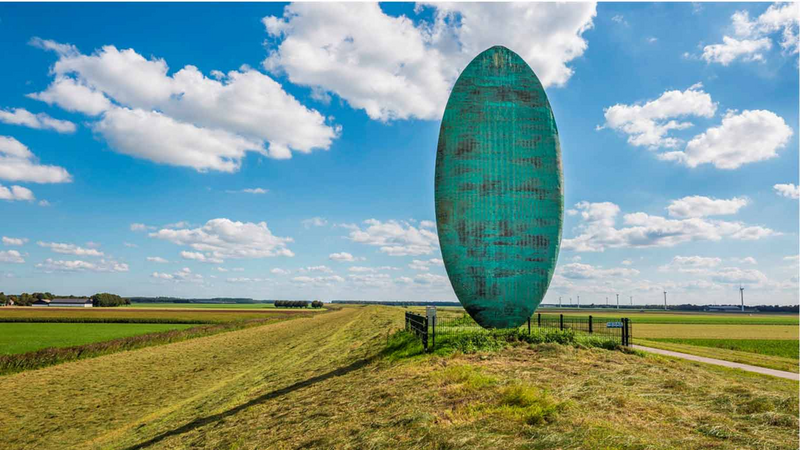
left=0, top=306, right=796, bottom=450
left=649, top=338, right=799, bottom=359
left=636, top=339, right=799, bottom=373
left=0, top=322, right=195, bottom=354
left=0, top=306, right=311, bottom=323
left=128, top=302, right=278, bottom=309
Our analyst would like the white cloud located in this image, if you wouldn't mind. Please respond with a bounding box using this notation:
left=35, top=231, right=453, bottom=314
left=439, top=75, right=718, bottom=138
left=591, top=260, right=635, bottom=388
left=0, top=184, right=34, bottom=202
left=661, top=110, right=792, bottom=169
left=419, top=220, right=436, bottom=229
left=611, top=15, right=628, bottom=26
left=0, top=136, right=72, bottom=184
left=180, top=250, right=224, bottom=264
left=31, top=39, right=339, bottom=168
left=601, top=84, right=716, bottom=149
left=659, top=255, right=722, bottom=273
left=0, top=250, right=25, bottom=263
left=711, top=266, right=769, bottom=285
left=291, top=275, right=344, bottom=286
left=348, top=265, right=398, bottom=273
left=151, top=267, right=203, bottom=283
left=37, top=241, right=104, bottom=256
left=263, top=3, right=596, bottom=121
left=226, top=277, right=264, bottom=284
left=299, top=265, right=333, bottom=273
left=774, top=183, right=800, bottom=199
left=38, top=200, right=51, bottom=207
left=227, top=187, right=268, bottom=194
left=784, top=255, right=799, bottom=262
left=271, top=268, right=290, bottom=275
left=147, top=256, right=168, bottom=263
left=328, top=252, right=364, bottom=262
left=702, top=36, right=772, bottom=65
left=562, top=200, right=776, bottom=252
left=703, top=3, right=799, bottom=66
left=0, top=108, right=76, bottom=133
left=130, top=223, right=151, bottom=232
left=348, top=219, right=438, bottom=256
left=413, top=273, right=449, bottom=285
left=302, top=217, right=328, bottom=228
left=560, top=262, right=639, bottom=279
left=408, top=258, right=445, bottom=271
left=123, top=242, right=138, bottom=248
left=2, top=237, right=27, bottom=246
left=666, top=196, right=748, bottom=218
left=36, top=258, right=128, bottom=272
left=732, top=256, right=757, bottom=265
left=347, top=273, right=393, bottom=288
left=621, top=259, right=632, bottom=266
left=149, top=218, right=294, bottom=259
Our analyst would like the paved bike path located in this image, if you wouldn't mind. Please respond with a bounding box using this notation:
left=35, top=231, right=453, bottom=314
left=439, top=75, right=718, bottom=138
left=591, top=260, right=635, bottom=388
left=631, top=345, right=799, bottom=381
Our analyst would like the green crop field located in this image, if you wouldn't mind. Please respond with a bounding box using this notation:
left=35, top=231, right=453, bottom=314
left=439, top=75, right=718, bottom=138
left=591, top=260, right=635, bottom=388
left=0, top=306, right=312, bottom=323
left=128, top=302, right=278, bottom=309
left=0, top=306, right=796, bottom=450
left=0, top=322, right=196, bottom=354
left=648, top=338, right=799, bottom=359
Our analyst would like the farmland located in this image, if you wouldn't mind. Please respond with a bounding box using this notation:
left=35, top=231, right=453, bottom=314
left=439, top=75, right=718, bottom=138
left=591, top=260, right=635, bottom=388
left=0, top=306, right=314, bottom=323
left=0, top=322, right=195, bottom=354
left=0, top=305, right=795, bottom=450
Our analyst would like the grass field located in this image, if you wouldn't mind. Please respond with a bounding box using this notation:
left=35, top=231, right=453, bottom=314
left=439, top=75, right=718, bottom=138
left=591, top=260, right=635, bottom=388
left=0, top=305, right=795, bottom=449
left=129, top=302, right=285, bottom=309
left=0, top=322, right=196, bottom=354
left=648, top=338, right=799, bottom=359
left=637, top=339, right=799, bottom=373
left=0, top=306, right=313, bottom=323
left=633, top=324, right=799, bottom=340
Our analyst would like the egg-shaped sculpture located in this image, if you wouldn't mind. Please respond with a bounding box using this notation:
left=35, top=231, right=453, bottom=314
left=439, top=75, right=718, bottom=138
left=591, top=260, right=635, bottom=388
left=435, top=45, right=563, bottom=329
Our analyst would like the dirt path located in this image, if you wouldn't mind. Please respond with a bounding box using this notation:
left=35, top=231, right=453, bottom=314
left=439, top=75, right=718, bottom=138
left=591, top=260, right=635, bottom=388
left=632, top=344, right=799, bottom=381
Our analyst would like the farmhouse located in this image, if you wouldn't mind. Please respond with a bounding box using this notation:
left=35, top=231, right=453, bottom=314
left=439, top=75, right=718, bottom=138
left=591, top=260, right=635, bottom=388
left=31, top=299, right=51, bottom=307
left=49, top=298, right=93, bottom=308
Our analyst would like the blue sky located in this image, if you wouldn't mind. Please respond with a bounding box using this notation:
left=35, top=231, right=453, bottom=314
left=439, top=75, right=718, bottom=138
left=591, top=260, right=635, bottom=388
left=0, top=2, right=797, bottom=305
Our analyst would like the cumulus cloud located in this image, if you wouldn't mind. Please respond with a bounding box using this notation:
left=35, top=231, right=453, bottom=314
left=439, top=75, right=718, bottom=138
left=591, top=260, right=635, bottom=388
left=226, top=187, right=268, bottom=194
left=562, top=200, right=776, bottom=252
left=328, top=252, right=364, bottom=262
left=30, top=39, right=339, bottom=169
left=559, top=262, right=640, bottom=280
left=666, top=196, right=748, bottom=218
left=302, top=217, right=328, bottom=229
left=348, top=219, right=438, bottom=256
left=130, top=223, right=152, bottom=232
left=36, top=258, right=128, bottom=272
left=2, top=237, right=27, bottom=246
left=291, top=275, right=344, bottom=286
left=151, top=267, right=203, bottom=283
left=298, top=265, right=333, bottom=273
left=149, top=218, right=294, bottom=260
left=0, top=184, right=34, bottom=202
left=711, top=266, right=769, bottom=285
left=0, top=108, right=75, bottom=133
left=659, top=255, right=722, bottom=273
left=348, top=265, right=398, bottom=273
left=271, top=268, right=290, bottom=275
left=37, top=241, right=104, bottom=256
left=601, top=83, right=716, bottom=149
left=660, top=110, right=792, bottom=169
left=0, top=250, right=25, bottom=263
left=702, top=3, right=799, bottom=65
left=702, top=36, right=772, bottom=65
left=774, top=183, right=800, bottom=199
left=408, top=258, right=445, bottom=271
left=263, top=3, right=596, bottom=121
left=0, top=136, right=72, bottom=184
left=146, top=256, right=168, bottom=263
left=180, top=250, right=224, bottom=264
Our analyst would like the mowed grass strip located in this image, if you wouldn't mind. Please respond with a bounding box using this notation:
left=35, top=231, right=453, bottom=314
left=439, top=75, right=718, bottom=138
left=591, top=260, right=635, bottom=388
left=0, top=322, right=195, bottom=354
left=636, top=339, right=799, bottom=373
left=0, top=306, right=309, bottom=323
left=649, top=338, right=799, bottom=359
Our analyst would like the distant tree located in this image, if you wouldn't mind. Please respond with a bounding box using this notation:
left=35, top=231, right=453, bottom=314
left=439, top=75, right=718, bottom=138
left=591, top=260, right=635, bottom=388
left=0, top=292, right=7, bottom=305
left=311, top=300, right=323, bottom=308
left=91, top=293, right=129, bottom=307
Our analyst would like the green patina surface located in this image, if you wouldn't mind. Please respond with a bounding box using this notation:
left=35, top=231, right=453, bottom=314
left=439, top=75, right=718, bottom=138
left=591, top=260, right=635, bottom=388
left=435, top=46, right=563, bottom=329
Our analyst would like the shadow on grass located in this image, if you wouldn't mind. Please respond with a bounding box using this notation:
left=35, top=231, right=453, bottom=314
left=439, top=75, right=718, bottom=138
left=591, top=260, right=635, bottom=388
left=124, top=354, right=379, bottom=450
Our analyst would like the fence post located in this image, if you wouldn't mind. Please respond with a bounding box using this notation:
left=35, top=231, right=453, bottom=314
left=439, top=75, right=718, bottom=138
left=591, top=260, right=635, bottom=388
left=422, top=316, right=428, bottom=351
left=432, top=315, right=436, bottom=351
left=537, top=313, right=541, bottom=328
left=589, top=315, right=593, bottom=333
left=559, top=313, right=564, bottom=330
left=527, top=317, right=531, bottom=335
left=621, top=318, right=628, bottom=346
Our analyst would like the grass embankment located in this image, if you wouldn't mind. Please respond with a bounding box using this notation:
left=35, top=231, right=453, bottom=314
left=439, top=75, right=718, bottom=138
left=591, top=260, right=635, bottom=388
left=0, top=322, right=196, bottom=354
left=0, top=305, right=795, bottom=449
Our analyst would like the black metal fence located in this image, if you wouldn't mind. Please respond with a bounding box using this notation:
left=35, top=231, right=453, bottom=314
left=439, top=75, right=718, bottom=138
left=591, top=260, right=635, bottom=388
left=405, top=311, right=429, bottom=351
left=413, top=312, right=631, bottom=350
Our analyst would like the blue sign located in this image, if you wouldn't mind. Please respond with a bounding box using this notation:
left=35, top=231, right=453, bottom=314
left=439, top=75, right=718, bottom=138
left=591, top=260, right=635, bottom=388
left=606, top=322, right=623, bottom=328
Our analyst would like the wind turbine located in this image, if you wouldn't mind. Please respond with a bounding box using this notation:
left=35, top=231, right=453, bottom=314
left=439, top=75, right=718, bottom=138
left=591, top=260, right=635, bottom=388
left=740, top=285, right=745, bottom=312
left=663, top=290, right=667, bottom=310
left=616, top=293, right=619, bottom=309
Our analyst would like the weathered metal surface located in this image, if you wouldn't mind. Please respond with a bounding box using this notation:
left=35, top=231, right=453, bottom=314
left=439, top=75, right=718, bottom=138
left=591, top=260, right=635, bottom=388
left=435, top=45, right=563, bottom=329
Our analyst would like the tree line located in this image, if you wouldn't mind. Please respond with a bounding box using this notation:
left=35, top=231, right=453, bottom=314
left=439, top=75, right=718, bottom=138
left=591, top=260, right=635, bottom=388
left=273, top=300, right=324, bottom=308
left=0, top=292, right=129, bottom=307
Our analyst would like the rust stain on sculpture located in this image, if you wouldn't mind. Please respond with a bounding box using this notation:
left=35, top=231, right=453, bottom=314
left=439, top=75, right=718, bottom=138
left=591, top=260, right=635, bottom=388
left=435, top=46, right=564, bottom=329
